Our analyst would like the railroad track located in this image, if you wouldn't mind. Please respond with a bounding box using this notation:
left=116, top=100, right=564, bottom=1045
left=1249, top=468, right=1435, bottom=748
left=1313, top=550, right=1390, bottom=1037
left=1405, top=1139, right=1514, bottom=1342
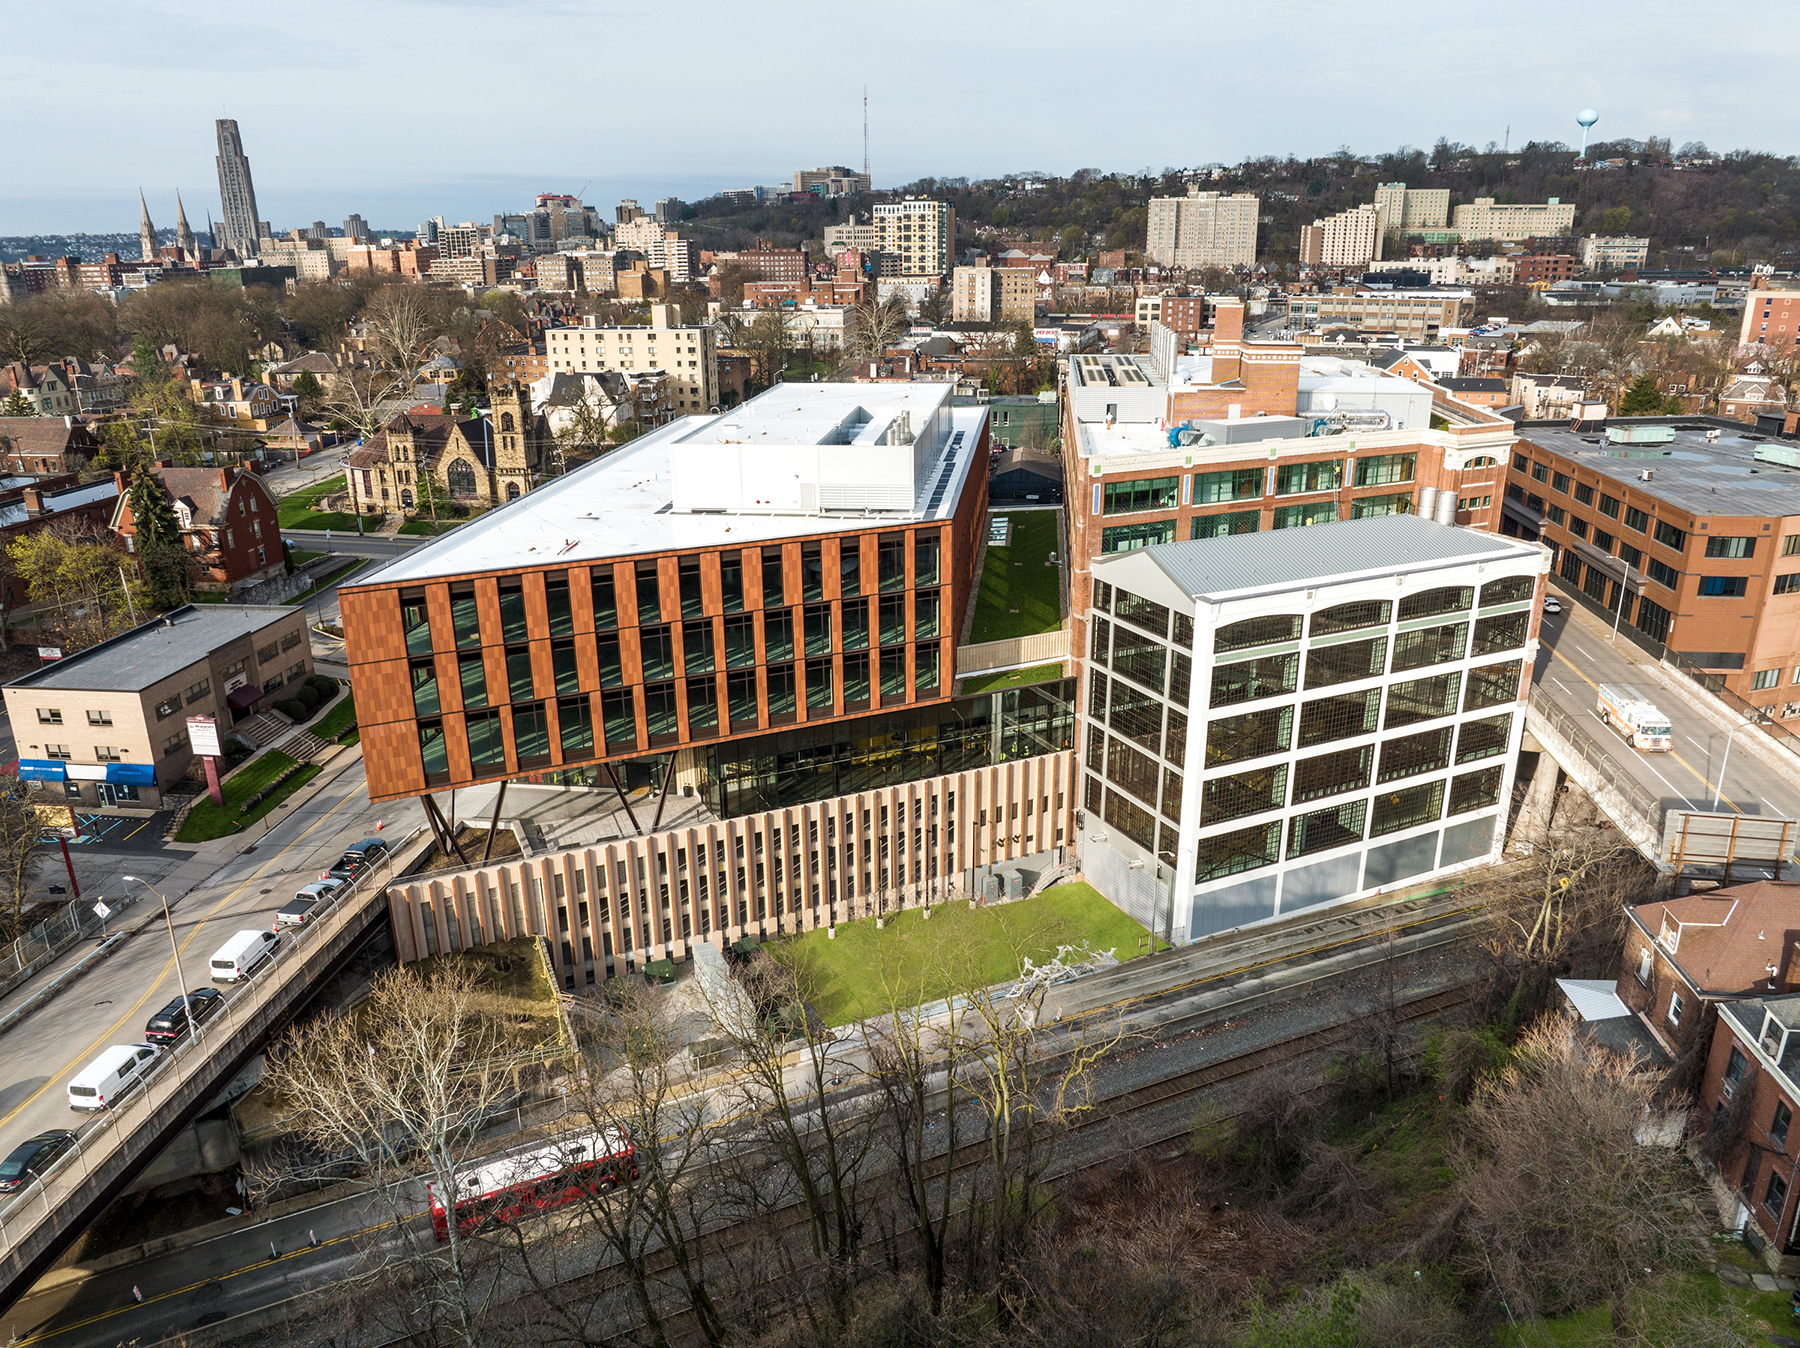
left=142, top=975, right=1480, bottom=1348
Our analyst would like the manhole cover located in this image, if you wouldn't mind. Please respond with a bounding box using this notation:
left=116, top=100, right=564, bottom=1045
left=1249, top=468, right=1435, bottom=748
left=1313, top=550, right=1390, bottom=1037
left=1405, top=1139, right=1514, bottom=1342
left=260, top=889, right=272, bottom=895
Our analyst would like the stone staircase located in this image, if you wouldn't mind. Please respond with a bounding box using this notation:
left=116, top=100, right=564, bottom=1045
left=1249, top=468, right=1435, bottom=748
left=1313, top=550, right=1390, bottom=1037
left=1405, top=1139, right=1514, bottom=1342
left=238, top=712, right=292, bottom=747
left=275, top=729, right=327, bottom=761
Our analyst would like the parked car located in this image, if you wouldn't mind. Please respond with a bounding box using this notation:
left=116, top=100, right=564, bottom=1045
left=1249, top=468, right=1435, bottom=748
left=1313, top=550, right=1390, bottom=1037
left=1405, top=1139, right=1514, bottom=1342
left=336, top=838, right=389, bottom=875
left=0, top=1131, right=76, bottom=1192
left=144, top=989, right=225, bottom=1045
left=1543, top=596, right=1563, bottom=615
left=209, top=929, right=281, bottom=983
left=68, top=1044, right=162, bottom=1111
left=279, top=876, right=346, bottom=928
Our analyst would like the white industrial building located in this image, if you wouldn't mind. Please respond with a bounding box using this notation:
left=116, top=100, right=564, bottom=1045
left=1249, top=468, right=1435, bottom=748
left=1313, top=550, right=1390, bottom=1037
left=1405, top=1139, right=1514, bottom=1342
left=1081, top=516, right=1546, bottom=942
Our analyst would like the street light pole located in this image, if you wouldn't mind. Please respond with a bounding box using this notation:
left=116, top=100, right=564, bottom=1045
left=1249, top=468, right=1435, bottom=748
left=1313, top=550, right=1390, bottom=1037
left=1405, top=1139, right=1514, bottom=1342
left=124, top=875, right=190, bottom=1026
left=1712, top=718, right=1756, bottom=812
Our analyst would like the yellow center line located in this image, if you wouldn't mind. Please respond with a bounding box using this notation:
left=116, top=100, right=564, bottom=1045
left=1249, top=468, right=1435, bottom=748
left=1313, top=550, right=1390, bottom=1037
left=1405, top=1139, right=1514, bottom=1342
left=16, top=1213, right=407, bottom=1346
left=0, top=785, right=363, bottom=1132
left=1546, top=647, right=1744, bottom=813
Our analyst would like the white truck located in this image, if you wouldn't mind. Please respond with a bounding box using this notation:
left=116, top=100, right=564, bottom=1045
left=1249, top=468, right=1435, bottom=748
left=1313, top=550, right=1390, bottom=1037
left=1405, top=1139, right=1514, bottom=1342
left=1596, top=683, right=1673, bottom=752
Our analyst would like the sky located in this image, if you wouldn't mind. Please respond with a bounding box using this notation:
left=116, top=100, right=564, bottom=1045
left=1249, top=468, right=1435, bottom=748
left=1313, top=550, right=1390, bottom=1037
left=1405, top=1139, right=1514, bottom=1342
left=6, top=0, right=1799, bottom=236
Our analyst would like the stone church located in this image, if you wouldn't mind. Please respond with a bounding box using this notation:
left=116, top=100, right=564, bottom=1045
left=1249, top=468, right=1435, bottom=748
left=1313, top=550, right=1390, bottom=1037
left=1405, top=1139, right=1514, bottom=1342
left=344, top=380, right=546, bottom=518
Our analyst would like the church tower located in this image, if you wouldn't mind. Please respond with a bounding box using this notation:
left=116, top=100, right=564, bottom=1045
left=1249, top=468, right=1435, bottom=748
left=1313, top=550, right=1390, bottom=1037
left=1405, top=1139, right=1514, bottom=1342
left=487, top=380, right=537, bottom=503
left=138, top=191, right=158, bottom=262
left=174, top=193, right=198, bottom=262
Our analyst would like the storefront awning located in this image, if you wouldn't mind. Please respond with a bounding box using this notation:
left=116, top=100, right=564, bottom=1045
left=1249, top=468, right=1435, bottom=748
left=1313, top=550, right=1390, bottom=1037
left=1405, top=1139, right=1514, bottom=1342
left=227, top=685, right=265, bottom=709
left=16, top=760, right=65, bottom=782
left=108, top=763, right=156, bottom=785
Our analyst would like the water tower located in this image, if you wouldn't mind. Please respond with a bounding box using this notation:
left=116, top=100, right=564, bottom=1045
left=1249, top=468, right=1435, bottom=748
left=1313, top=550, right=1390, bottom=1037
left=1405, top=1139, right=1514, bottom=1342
left=1576, top=108, right=1599, bottom=159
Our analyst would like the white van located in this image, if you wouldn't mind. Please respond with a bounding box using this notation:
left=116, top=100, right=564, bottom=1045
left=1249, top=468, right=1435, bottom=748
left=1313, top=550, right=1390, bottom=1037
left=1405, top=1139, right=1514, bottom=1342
left=209, top=929, right=280, bottom=982
left=68, top=1043, right=161, bottom=1112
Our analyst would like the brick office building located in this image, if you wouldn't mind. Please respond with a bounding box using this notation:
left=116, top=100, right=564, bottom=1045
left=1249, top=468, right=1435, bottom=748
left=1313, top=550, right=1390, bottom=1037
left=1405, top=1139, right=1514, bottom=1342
left=1514, top=254, right=1580, bottom=287
left=1501, top=418, right=1800, bottom=718
left=341, top=382, right=1082, bottom=986
left=1063, top=303, right=1521, bottom=674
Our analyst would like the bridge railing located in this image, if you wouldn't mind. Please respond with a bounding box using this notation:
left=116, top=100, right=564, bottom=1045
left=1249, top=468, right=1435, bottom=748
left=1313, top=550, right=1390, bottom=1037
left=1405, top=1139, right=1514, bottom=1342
left=1526, top=687, right=1666, bottom=848
left=0, top=830, right=419, bottom=1300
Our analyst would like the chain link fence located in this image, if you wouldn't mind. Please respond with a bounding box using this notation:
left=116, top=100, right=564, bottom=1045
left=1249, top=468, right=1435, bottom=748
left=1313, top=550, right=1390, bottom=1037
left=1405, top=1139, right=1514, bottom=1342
left=1526, top=687, right=1666, bottom=842
left=0, top=895, right=128, bottom=987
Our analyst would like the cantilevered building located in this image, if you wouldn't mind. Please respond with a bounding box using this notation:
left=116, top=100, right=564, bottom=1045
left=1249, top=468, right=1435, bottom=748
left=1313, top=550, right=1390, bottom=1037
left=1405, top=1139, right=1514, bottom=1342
left=214, top=118, right=264, bottom=260
left=345, top=382, right=1079, bottom=985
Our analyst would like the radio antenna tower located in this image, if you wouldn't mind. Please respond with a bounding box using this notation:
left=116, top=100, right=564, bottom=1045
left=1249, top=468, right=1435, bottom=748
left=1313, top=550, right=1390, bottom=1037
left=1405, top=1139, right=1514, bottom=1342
left=863, top=86, right=869, bottom=178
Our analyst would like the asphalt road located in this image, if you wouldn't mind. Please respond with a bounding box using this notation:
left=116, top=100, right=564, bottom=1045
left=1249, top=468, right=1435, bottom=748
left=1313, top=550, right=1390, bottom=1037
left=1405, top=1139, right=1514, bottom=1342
left=1534, top=579, right=1800, bottom=825
left=0, top=760, right=426, bottom=1177
left=280, top=530, right=429, bottom=560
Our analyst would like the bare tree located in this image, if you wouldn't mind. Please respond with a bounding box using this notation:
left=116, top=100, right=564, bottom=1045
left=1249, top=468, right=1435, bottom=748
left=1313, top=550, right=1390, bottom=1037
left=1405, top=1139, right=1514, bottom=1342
left=0, top=776, right=46, bottom=937
left=1451, top=1016, right=1704, bottom=1330
left=259, top=964, right=523, bottom=1348
left=543, top=979, right=733, bottom=1348
left=1472, top=806, right=1644, bottom=971
left=844, top=298, right=909, bottom=364
left=702, top=949, right=874, bottom=1329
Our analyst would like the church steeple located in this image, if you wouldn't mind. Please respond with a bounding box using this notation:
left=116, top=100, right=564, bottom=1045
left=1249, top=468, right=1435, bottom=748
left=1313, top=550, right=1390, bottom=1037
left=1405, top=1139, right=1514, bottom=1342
left=174, top=192, right=197, bottom=261
left=138, top=190, right=158, bottom=262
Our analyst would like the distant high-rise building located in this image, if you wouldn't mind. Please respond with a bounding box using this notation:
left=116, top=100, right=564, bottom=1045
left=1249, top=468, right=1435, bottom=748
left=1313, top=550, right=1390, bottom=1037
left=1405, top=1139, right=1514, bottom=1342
left=138, top=191, right=158, bottom=262
left=654, top=197, right=683, bottom=223
left=1299, top=203, right=1385, bottom=269
left=174, top=193, right=197, bottom=261
left=344, top=214, right=372, bottom=244
left=1373, top=183, right=1450, bottom=233
left=418, top=217, right=442, bottom=244
left=214, top=119, right=264, bottom=259
left=872, top=198, right=955, bottom=276
left=616, top=199, right=644, bottom=225
left=1144, top=188, right=1259, bottom=269
left=307, top=221, right=329, bottom=240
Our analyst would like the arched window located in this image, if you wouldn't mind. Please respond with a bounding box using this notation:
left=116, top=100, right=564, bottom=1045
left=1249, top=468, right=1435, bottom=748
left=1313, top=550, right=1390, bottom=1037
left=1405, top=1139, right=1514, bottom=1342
left=500, top=412, right=515, bottom=433
left=506, top=481, right=521, bottom=501
left=446, top=459, right=477, bottom=497
left=400, top=489, right=414, bottom=508
left=1465, top=455, right=1498, bottom=468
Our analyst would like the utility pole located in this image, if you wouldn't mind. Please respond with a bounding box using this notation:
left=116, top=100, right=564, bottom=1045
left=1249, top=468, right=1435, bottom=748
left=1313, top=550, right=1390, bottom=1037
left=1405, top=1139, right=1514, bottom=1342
left=863, top=86, right=869, bottom=180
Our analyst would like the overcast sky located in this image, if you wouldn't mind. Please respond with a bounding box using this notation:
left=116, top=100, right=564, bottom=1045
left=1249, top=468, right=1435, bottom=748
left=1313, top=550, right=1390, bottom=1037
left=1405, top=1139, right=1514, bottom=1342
left=8, top=0, right=1798, bottom=236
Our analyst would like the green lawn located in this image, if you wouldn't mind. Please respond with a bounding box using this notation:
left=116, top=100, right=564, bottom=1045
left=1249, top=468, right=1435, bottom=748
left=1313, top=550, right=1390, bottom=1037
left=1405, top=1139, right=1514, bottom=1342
left=959, top=662, right=1066, bottom=695
left=773, top=881, right=1162, bottom=1025
left=399, top=518, right=465, bottom=536
left=188, top=591, right=229, bottom=604
left=1501, top=1267, right=1788, bottom=1347
left=968, top=511, right=1062, bottom=643
left=286, top=558, right=366, bottom=606
left=277, top=475, right=357, bottom=531
left=314, top=692, right=357, bottom=740
left=177, top=750, right=321, bottom=842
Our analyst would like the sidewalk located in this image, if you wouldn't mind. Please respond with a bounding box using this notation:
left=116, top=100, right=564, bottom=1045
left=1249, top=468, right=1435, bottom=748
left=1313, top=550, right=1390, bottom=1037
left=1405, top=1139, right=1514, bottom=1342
left=0, top=743, right=369, bottom=1039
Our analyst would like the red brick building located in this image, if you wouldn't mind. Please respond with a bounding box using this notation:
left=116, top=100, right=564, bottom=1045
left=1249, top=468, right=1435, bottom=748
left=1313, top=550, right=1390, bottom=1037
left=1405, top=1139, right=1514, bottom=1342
left=1610, top=884, right=1800, bottom=1061
left=1700, top=993, right=1800, bottom=1271
left=1740, top=284, right=1800, bottom=352
left=111, top=467, right=285, bottom=594
left=1514, top=254, right=1579, bottom=287
left=0, top=418, right=99, bottom=475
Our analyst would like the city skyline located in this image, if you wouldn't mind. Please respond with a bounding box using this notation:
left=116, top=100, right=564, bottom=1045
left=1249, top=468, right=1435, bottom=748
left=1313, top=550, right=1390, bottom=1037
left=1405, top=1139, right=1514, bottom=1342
left=5, top=0, right=1796, bottom=233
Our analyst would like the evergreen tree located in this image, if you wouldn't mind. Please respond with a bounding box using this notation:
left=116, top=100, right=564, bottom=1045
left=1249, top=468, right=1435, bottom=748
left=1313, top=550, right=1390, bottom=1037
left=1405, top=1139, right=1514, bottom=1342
left=128, top=471, right=191, bottom=609
left=128, top=470, right=181, bottom=549
left=1617, top=374, right=1665, bottom=416
left=0, top=392, right=32, bottom=419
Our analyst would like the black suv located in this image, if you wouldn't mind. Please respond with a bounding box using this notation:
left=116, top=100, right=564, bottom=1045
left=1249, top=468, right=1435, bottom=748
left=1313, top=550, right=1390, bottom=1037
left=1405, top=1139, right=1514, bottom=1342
left=144, top=988, right=226, bottom=1045
left=0, top=1132, right=75, bottom=1193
